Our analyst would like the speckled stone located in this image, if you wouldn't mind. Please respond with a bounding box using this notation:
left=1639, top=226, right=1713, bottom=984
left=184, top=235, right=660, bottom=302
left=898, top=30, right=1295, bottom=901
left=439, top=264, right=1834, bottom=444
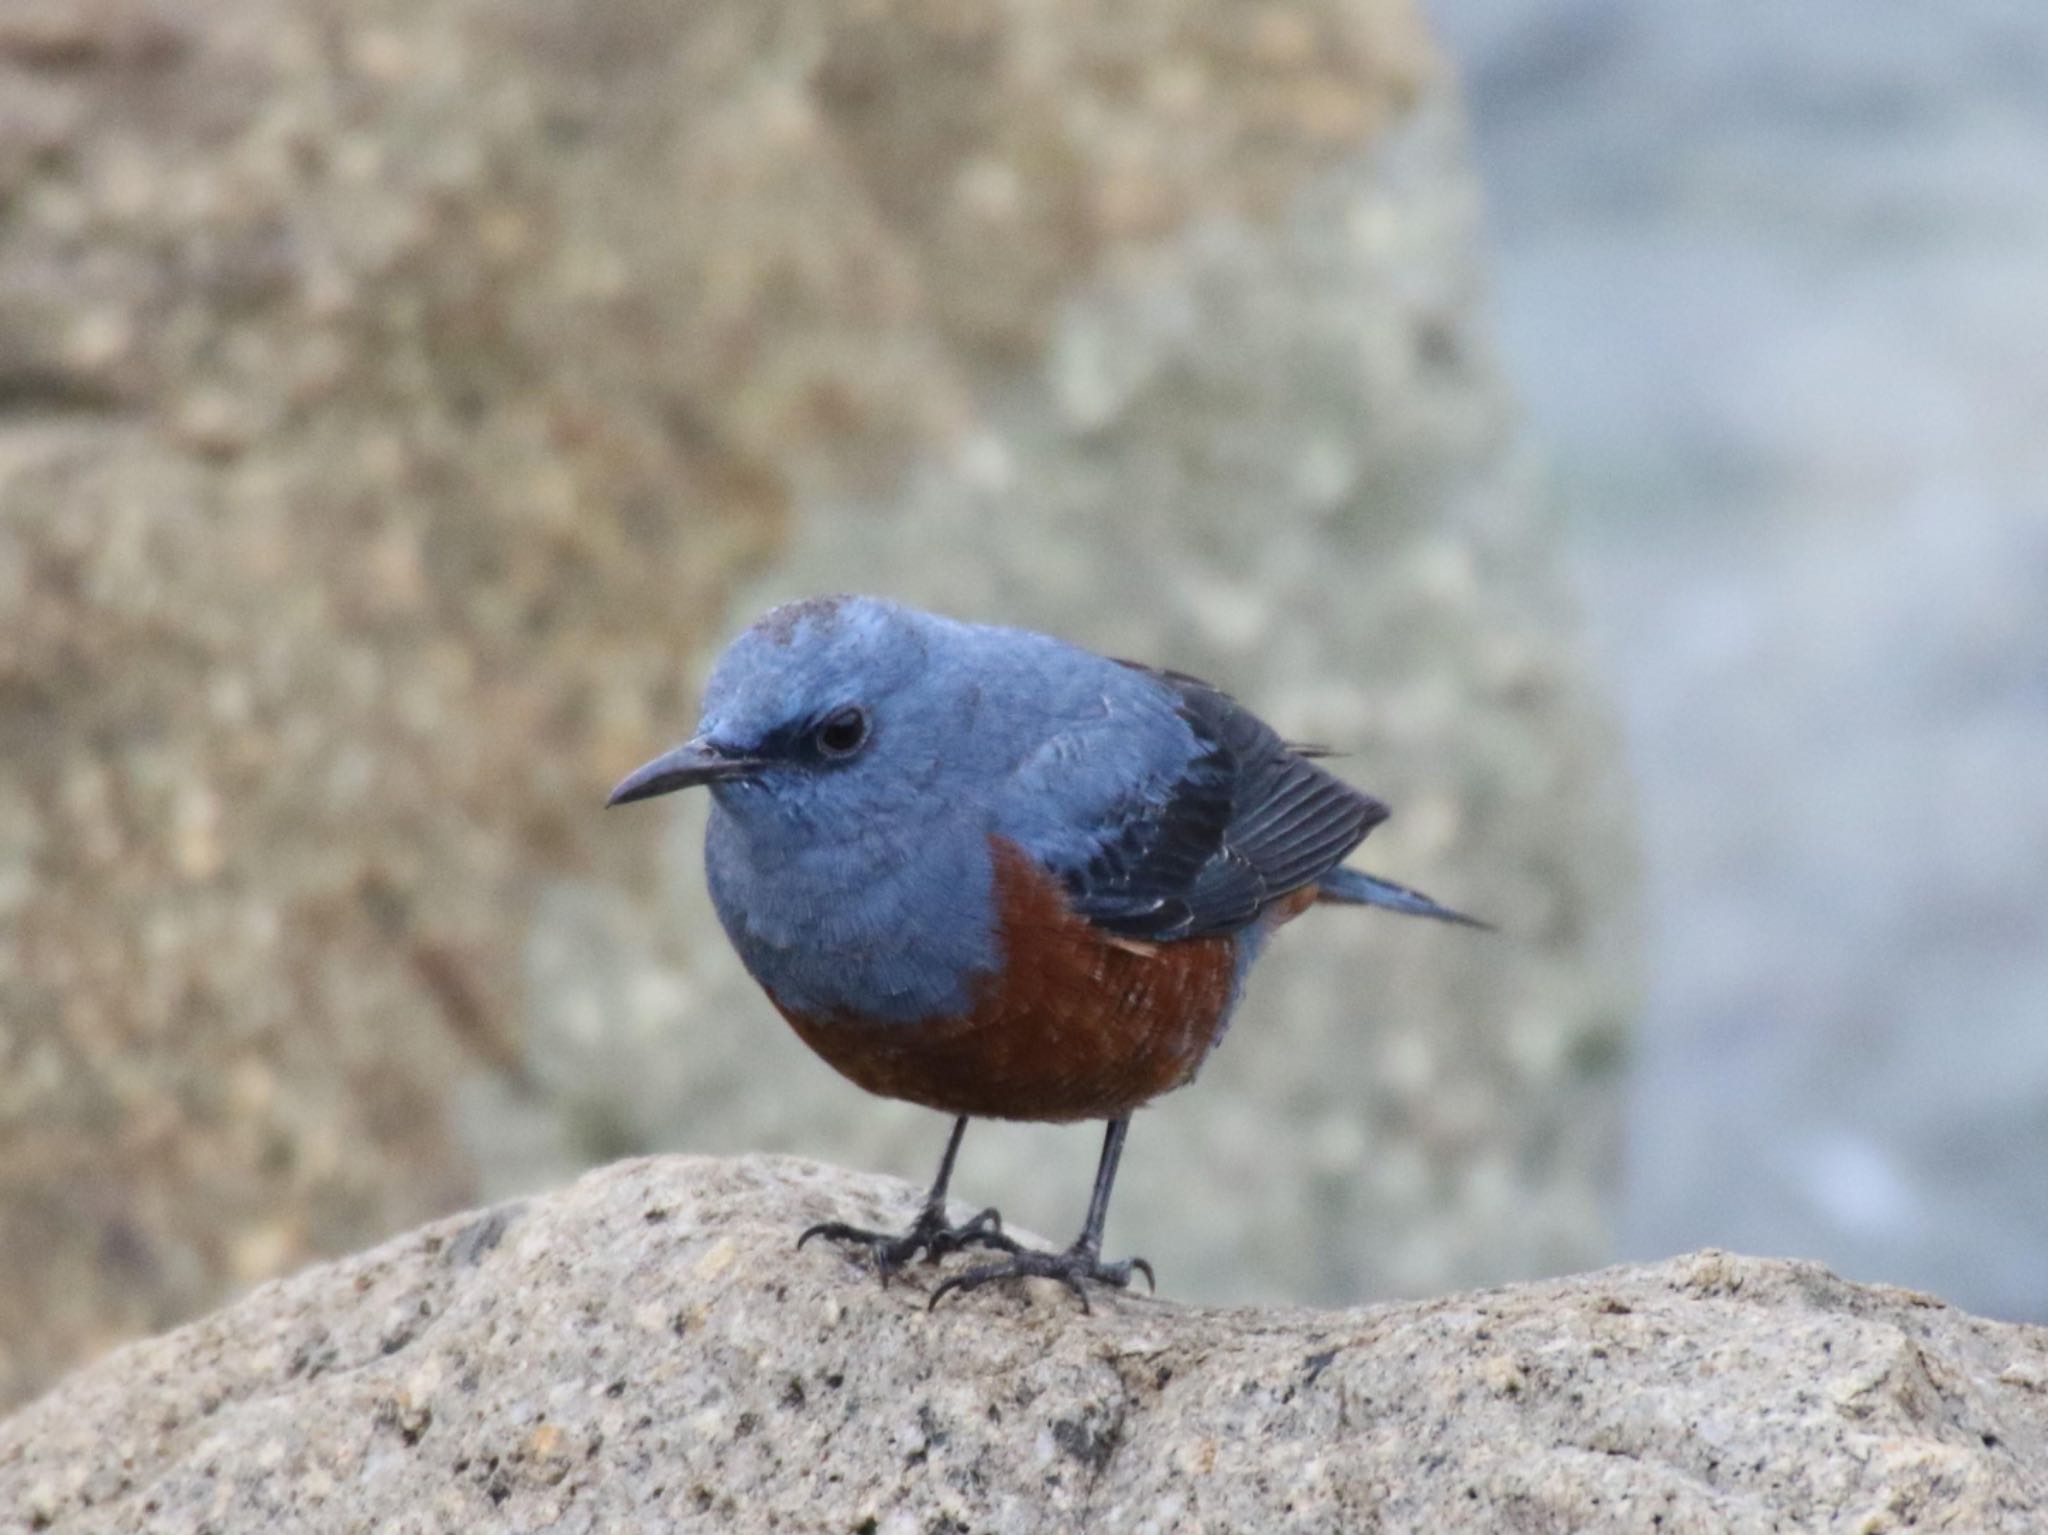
left=4, top=1155, right=2044, bottom=1534
left=0, top=0, right=1633, bottom=1411
left=0, top=0, right=800, bottom=1406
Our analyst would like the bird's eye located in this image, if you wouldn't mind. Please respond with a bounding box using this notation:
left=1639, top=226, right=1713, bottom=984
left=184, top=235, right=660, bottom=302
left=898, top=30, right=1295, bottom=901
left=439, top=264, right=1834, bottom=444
left=813, top=705, right=869, bottom=758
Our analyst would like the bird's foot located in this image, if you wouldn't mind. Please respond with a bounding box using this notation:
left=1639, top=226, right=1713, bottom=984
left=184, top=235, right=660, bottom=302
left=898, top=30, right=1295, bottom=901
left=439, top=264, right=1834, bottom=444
left=927, top=1243, right=1155, bottom=1315
left=797, top=1202, right=1020, bottom=1283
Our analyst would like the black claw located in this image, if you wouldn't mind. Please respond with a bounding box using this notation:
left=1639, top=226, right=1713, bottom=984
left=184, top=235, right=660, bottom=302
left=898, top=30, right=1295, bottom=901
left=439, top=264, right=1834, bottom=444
left=796, top=1204, right=1021, bottom=1284
left=926, top=1245, right=1155, bottom=1314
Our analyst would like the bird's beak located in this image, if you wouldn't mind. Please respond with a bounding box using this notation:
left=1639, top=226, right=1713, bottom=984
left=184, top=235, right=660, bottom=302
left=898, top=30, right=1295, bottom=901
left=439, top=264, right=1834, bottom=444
left=605, top=738, right=764, bottom=807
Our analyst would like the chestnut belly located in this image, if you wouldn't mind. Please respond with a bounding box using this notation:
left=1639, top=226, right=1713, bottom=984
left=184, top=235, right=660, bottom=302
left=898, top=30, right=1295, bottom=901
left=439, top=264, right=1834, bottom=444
left=770, top=839, right=1243, bottom=1122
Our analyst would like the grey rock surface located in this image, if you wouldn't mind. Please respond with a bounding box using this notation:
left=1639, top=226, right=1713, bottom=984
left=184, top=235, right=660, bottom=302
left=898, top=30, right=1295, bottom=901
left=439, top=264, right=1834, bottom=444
left=6, top=1154, right=2048, bottom=1534
left=0, top=0, right=1634, bottom=1407
left=0, top=0, right=808, bottom=1406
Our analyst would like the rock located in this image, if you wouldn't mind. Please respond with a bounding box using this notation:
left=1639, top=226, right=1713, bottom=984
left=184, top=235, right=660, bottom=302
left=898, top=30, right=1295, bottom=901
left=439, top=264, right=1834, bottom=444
left=0, top=0, right=790, bottom=1407
left=0, top=0, right=1633, bottom=1408
left=3, top=1156, right=2043, bottom=1534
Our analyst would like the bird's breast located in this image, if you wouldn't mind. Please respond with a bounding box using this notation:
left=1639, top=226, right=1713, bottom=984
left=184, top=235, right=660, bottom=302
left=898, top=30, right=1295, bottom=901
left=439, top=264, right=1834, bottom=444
left=705, top=804, right=999, bottom=1024
left=774, top=837, right=1243, bottom=1121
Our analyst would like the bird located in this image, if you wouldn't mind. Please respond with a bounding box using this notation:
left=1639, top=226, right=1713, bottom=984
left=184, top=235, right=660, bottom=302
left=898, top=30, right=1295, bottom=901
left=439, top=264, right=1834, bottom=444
left=606, top=594, right=1483, bottom=1309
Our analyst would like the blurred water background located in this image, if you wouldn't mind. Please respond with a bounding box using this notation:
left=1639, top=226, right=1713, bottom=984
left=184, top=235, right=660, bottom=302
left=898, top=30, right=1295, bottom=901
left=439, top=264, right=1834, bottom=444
left=1426, top=0, right=2048, bottom=1317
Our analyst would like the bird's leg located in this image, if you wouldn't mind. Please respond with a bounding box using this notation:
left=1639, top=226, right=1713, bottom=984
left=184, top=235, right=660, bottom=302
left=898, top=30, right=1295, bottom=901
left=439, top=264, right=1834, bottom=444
left=798, top=1116, right=1019, bottom=1281
left=929, top=1117, right=1156, bottom=1314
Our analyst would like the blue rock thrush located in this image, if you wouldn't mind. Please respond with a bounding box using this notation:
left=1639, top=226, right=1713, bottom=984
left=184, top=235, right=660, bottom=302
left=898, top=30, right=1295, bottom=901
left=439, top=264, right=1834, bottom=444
left=607, top=594, right=1482, bottom=1308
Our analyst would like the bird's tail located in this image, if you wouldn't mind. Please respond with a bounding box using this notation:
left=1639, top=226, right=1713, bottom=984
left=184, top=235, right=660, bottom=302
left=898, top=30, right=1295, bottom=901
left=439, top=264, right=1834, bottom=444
left=1316, top=866, right=1492, bottom=930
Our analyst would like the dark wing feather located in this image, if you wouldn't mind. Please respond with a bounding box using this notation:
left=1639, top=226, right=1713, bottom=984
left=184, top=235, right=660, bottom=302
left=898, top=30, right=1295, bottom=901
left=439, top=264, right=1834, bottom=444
left=1062, top=665, right=1389, bottom=940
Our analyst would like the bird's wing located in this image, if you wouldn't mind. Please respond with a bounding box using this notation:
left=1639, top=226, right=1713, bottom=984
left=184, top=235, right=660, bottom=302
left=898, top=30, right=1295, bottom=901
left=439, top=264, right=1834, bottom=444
left=1049, top=664, right=1389, bottom=941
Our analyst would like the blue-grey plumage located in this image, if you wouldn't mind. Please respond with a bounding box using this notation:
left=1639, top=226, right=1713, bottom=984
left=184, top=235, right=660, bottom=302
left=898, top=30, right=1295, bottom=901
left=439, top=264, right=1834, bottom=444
left=690, top=595, right=1212, bottom=1024
left=605, top=592, right=1483, bottom=1306
left=1316, top=866, right=1494, bottom=929
left=654, top=594, right=1480, bottom=1029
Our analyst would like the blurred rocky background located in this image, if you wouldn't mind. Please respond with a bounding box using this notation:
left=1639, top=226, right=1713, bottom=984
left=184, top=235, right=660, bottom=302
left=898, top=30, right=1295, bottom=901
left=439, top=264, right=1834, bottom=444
left=0, top=0, right=1633, bottom=1409
left=1425, top=0, right=2048, bottom=1318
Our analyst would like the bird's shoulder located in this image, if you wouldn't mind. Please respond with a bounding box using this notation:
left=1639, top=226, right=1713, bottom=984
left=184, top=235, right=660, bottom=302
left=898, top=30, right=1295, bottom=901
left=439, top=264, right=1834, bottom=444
left=996, top=657, right=1388, bottom=941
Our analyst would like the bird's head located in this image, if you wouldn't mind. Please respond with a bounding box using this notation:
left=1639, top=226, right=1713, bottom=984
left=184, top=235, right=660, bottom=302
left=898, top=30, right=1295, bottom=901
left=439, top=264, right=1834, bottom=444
left=606, top=594, right=976, bottom=834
